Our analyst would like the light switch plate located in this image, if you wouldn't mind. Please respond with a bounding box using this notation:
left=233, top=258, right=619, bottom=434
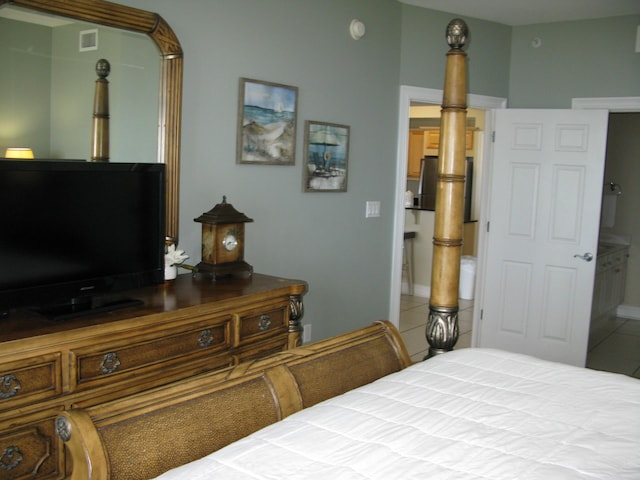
left=366, top=201, right=381, bottom=218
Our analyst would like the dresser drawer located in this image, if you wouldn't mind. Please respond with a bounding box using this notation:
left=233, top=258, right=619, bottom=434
left=70, top=317, right=231, bottom=391
left=235, top=336, right=289, bottom=363
left=0, top=410, right=63, bottom=479
left=596, top=255, right=610, bottom=271
left=610, top=252, right=627, bottom=266
left=0, top=354, right=62, bottom=412
left=235, top=303, right=288, bottom=346
left=597, top=249, right=629, bottom=272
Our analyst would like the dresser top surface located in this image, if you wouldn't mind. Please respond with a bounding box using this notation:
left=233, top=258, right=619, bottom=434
left=1, top=273, right=307, bottom=345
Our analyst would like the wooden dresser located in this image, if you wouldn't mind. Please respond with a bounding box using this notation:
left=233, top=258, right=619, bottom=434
left=0, top=273, right=306, bottom=479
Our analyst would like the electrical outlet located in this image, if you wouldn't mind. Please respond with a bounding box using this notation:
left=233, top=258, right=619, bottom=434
left=302, top=324, right=312, bottom=343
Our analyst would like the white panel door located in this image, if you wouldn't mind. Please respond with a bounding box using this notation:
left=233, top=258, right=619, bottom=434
left=478, top=109, right=608, bottom=366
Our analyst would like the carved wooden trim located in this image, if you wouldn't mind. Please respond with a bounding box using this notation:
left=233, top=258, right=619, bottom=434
left=57, top=321, right=411, bottom=480
left=288, top=294, right=305, bottom=348
left=427, top=18, right=469, bottom=357
left=91, top=59, right=110, bottom=162
left=425, top=305, right=460, bottom=358
left=57, top=410, right=109, bottom=480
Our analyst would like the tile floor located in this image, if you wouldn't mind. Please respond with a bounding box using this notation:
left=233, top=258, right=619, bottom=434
left=399, top=294, right=640, bottom=379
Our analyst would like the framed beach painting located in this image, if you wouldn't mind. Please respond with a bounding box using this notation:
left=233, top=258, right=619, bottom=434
left=303, top=121, right=350, bottom=192
left=236, top=78, right=298, bottom=165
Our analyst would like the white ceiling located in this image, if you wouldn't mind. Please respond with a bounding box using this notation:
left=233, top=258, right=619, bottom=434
left=398, top=0, right=640, bottom=26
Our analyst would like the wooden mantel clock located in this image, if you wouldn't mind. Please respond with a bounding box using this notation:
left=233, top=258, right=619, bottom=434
left=194, top=196, right=254, bottom=278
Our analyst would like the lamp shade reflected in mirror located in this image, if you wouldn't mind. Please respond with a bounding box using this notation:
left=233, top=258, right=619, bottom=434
left=4, top=147, right=34, bottom=159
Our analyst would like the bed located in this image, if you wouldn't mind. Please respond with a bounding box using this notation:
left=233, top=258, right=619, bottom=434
left=57, top=321, right=640, bottom=480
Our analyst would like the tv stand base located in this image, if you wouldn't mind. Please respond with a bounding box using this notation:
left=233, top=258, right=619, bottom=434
left=34, top=295, right=143, bottom=322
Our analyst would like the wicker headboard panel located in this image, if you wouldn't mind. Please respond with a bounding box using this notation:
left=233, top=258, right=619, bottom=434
left=57, top=320, right=411, bottom=480
left=100, top=375, right=286, bottom=479
left=286, top=327, right=409, bottom=408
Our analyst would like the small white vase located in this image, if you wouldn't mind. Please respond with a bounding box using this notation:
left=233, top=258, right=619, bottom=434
left=164, top=264, right=177, bottom=281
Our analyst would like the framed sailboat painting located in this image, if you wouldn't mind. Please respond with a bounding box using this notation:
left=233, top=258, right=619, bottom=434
left=236, top=78, right=298, bottom=165
left=303, top=120, right=350, bottom=192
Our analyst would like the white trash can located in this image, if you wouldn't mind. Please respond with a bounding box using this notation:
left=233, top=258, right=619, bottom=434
left=459, top=256, right=476, bottom=300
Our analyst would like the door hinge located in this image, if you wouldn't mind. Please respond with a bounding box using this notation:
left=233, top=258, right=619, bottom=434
left=491, top=131, right=496, bottom=142
left=480, top=309, right=484, bottom=320
left=486, top=221, right=490, bottom=232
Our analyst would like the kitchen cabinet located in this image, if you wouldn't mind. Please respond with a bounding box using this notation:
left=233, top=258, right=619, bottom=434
left=407, top=128, right=475, bottom=179
left=407, top=130, right=425, bottom=178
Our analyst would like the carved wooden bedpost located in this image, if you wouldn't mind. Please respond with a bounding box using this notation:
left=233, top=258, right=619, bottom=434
left=426, top=19, right=469, bottom=358
left=91, top=59, right=110, bottom=162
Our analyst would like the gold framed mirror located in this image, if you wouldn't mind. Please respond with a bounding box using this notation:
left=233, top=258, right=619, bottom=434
left=0, top=0, right=183, bottom=241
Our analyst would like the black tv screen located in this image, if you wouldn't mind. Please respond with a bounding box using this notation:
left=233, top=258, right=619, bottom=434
left=0, top=160, right=165, bottom=320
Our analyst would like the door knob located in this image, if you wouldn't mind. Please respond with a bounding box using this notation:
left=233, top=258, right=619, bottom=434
left=573, top=252, right=594, bottom=262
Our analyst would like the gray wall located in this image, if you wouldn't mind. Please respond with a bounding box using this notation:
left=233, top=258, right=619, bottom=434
left=122, top=0, right=403, bottom=341
left=0, top=16, right=158, bottom=162
left=509, top=15, right=640, bottom=107
left=50, top=23, right=159, bottom=161
left=508, top=16, right=640, bottom=312
left=399, top=10, right=640, bottom=107
left=399, top=5, right=512, bottom=97
left=0, top=19, right=51, bottom=156
left=11, top=1, right=634, bottom=339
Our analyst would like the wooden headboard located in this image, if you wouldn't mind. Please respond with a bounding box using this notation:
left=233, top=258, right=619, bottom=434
left=56, top=320, right=411, bottom=480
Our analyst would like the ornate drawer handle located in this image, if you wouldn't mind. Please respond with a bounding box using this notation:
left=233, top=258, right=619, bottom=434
left=0, top=374, right=21, bottom=399
left=100, top=352, right=121, bottom=374
left=258, top=314, right=271, bottom=331
left=198, top=329, right=213, bottom=348
left=0, top=446, right=23, bottom=471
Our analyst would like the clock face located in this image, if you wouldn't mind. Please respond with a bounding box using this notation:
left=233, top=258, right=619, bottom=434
left=201, top=223, right=244, bottom=265
left=222, top=231, right=238, bottom=251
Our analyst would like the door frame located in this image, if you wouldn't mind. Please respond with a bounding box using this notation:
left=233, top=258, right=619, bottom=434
left=572, top=97, right=640, bottom=112
left=389, top=86, right=506, bottom=327
left=572, top=96, right=640, bottom=322
left=390, top=92, right=640, bottom=330
left=476, top=108, right=610, bottom=365
left=472, top=96, right=640, bottom=346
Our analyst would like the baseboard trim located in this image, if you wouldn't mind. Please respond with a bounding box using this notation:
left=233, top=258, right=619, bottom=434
left=617, top=304, right=640, bottom=321
left=402, top=283, right=476, bottom=302
left=402, top=285, right=639, bottom=321
left=401, top=282, right=430, bottom=299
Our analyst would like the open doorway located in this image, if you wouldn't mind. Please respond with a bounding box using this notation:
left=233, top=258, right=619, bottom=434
left=391, top=93, right=640, bottom=369
left=399, top=103, right=485, bottom=359
left=572, top=98, right=640, bottom=332
left=404, top=104, right=486, bottom=294
left=388, top=86, right=506, bottom=335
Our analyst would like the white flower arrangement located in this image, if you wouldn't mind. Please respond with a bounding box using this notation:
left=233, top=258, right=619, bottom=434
left=165, top=244, right=189, bottom=267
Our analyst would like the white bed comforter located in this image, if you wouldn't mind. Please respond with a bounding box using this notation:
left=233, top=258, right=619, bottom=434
left=154, top=348, right=640, bottom=479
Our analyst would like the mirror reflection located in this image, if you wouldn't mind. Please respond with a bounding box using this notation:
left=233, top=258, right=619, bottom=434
left=0, top=6, right=159, bottom=163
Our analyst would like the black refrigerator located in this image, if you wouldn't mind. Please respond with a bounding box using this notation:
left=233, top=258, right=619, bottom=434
left=417, top=155, right=473, bottom=222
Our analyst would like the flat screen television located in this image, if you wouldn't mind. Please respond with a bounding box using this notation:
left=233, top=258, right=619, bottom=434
left=0, top=160, right=166, bottom=321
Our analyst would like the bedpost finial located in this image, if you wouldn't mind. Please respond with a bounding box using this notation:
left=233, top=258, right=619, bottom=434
left=95, top=58, right=110, bottom=79
left=446, top=18, right=468, bottom=50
